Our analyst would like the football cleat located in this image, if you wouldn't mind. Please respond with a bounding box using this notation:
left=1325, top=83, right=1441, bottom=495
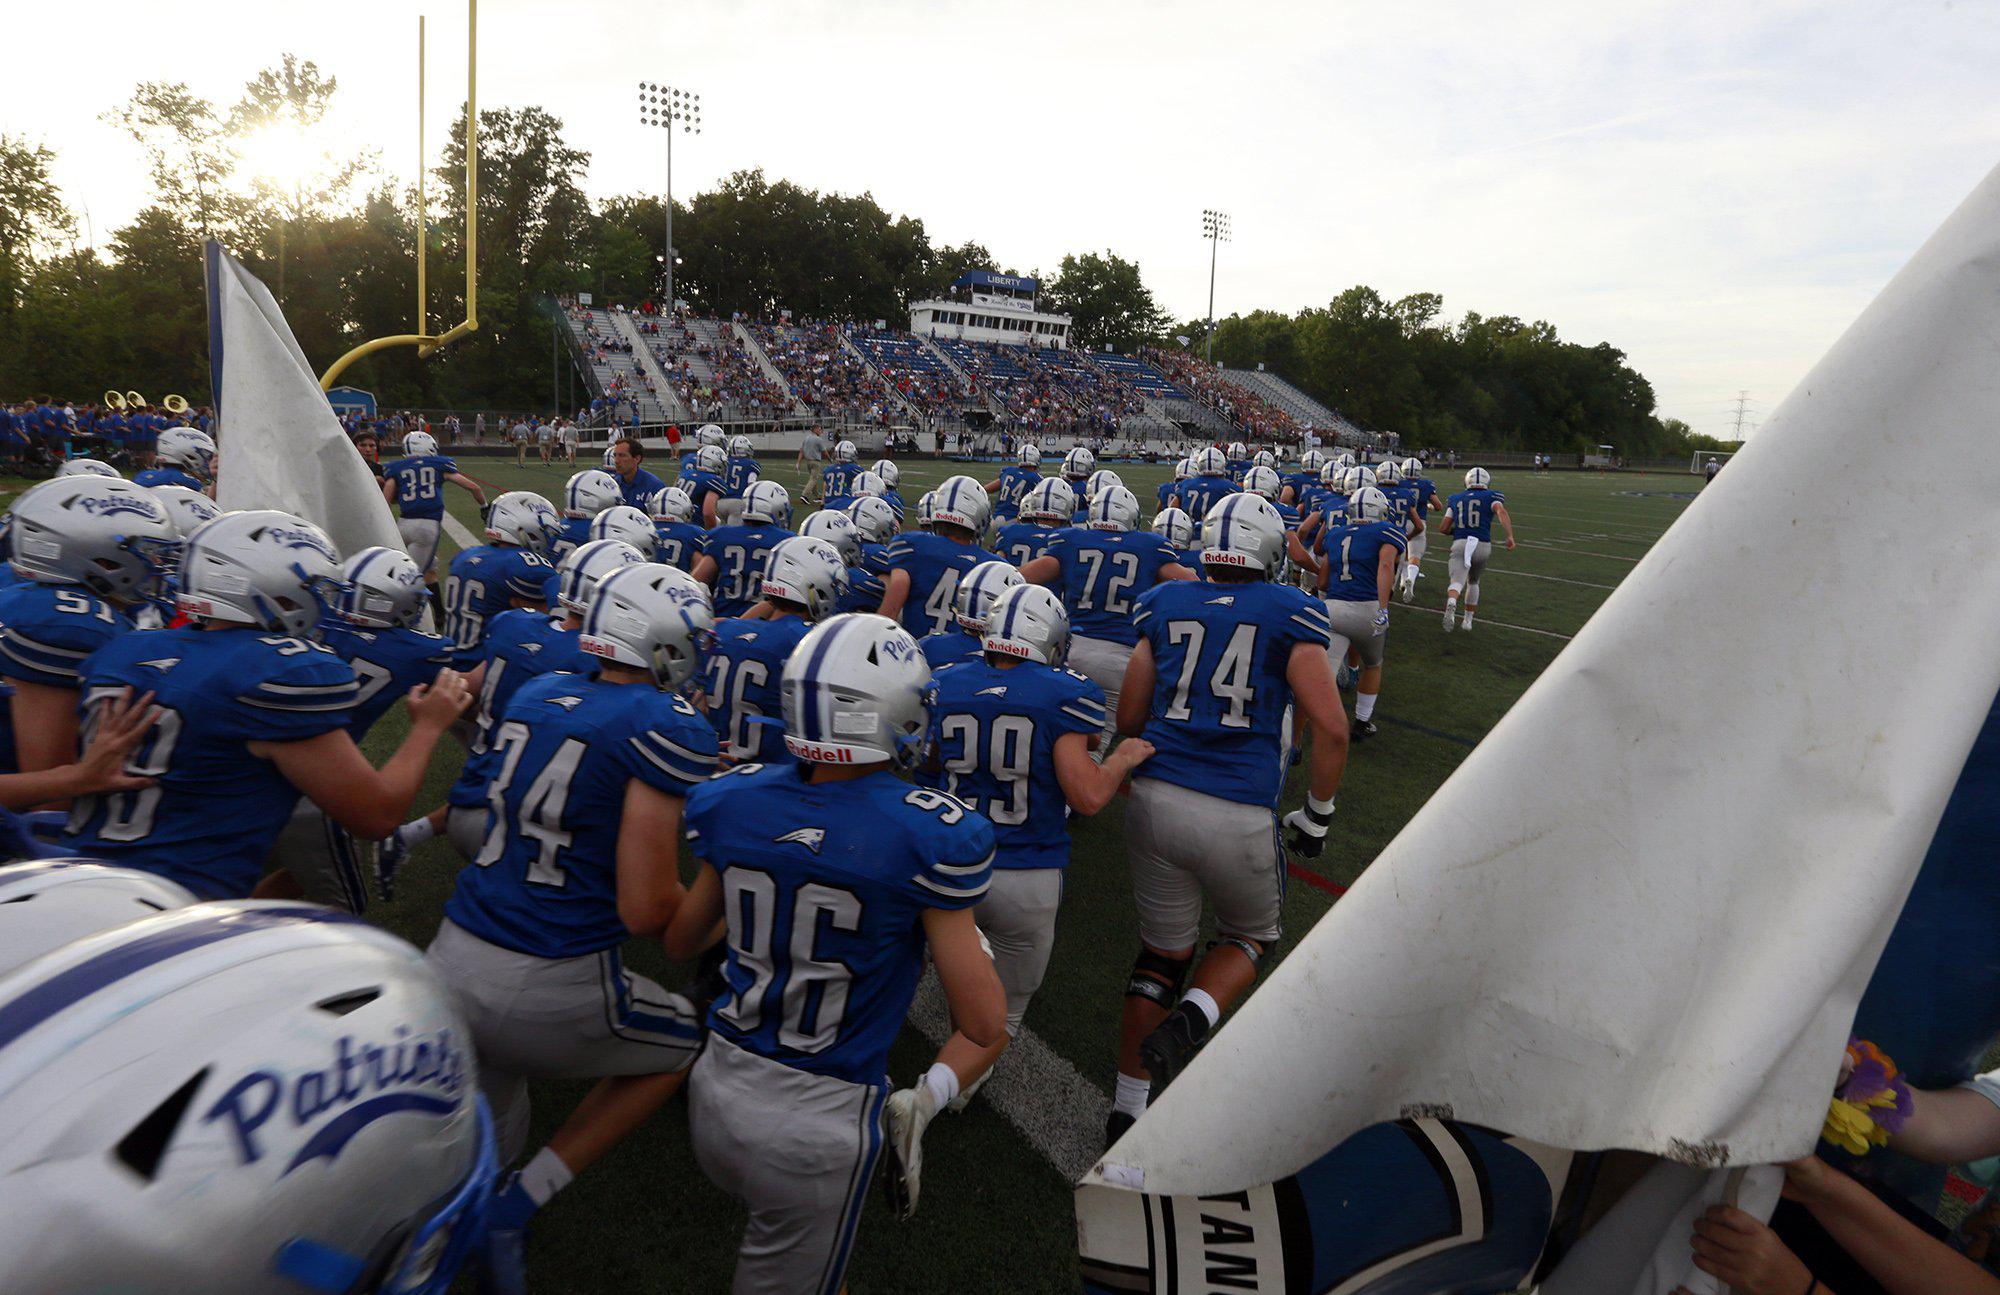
left=884, top=1083, right=941, bottom=1220
left=1351, top=717, right=1379, bottom=741
left=1140, top=1005, right=1209, bottom=1105
left=946, top=1068, right=991, bottom=1115
left=1442, top=603, right=1458, bottom=632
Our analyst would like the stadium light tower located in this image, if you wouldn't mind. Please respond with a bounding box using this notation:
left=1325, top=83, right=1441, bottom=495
left=1202, top=208, right=1231, bottom=366
left=638, top=83, right=701, bottom=313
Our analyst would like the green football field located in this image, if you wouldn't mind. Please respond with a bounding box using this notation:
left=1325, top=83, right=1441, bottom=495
left=354, top=453, right=1698, bottom=1292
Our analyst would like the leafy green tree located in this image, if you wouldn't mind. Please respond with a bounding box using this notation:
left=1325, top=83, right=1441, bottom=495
left=1043, top=251, right=1167, bottom=352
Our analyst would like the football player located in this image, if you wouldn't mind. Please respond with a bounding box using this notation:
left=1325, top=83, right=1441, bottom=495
left=1282, top=449, right=1324, bottom=508
left=679, top=444, right=733, bottom=527
left=870, top=458, right=908, bottom=519
left=877, top=476, right=995, bottom=637
left=1079, top=469, right=1125, bottom=525
left=1019, top=485, right=1194, bottom=750
left=987, top=442, right=1042, bottom=523
left=1397, top=456, right=1441, bottom=602
left=647, top=485, right=706, bottom=573
left=1438, top=466, right=1516, bottom=632
left=995, top=478, right=1075, bottom=568
left=1308, top=487, right=1404, bottom=740
left=132, top=427, right=215, bottom=493
left=836, top=495, right=901, bottom=615
left=256, top=545, right=457, bottom=912
left=920, top=559, right=1024, bottom=671
left=822, top=438, right=862, bottom=499
left=703, top=535, right=843, bottom=764
left=553, top=469, right=624, bottom=565
left=664, top=614, right=1004, bottom=1283
left=1107, top=493, right=1349, bottom=1140
left=717, top=433, right=761, bottom=525
left=1172, top=445, right=1238, bottom=522
left=1151, top=508, right=1199, bottom=571
left=823, top=468, right=887, bottom=516
left=429, top=563, right=718, bottom=1265
left=1224, top=441, right=1251, bottom=481
left=679, top=424, right=725, bottom=478
left=62, top=510, right=470, bottom=900
left=382, top=430, right=487, bottom=615
left=589, top=504, right=660, bottom=560
left=0, top=477, right=175, bottom=777
left=896, top=586, right=1153, bottom=1174
left=1155, top=456, right=1190, bottom=513
left=441, top=490, right=559, bottom=668
left=692, top=479, right=794, bottom=617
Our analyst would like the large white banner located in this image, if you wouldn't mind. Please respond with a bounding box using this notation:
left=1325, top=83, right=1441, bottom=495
left=206, top=242, right=404, bottom=558
left=1085, top=156, right=2000, bottom=1211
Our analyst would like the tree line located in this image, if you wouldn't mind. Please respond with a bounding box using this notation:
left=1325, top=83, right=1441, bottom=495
left=0, top=56, right=1699, bottom=456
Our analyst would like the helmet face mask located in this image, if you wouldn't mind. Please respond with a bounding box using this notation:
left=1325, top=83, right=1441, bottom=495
left=981, top=584, right=1069, bottom=666
left=156, top=428, right=217, bottom=481
left=176, top=510, right=344, bottom=634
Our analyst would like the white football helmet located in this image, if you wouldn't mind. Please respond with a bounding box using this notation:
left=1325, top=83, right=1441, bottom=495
left=402, top=429, right=439, bottom=458
left=177, top=510, right=343, bottom=634
left=848, top=496, right=901, bottom=545
left=1200, top=493, right=1287, bottom=576
left=149, top=484, right=224, bottom=538
left=648, top=486, right=696, bottom=524
left=556, top=538, right=645, bottom=616
left=930, top=476, right=992, bottom=536
left=1152, top=507, right=1196, bottom=551
left=848, top=471, right=887, bottom=500
left=1226, top=442, right=1248, bottom=461
left=1465, top=467, right=1492, bottom=489
left=740, top=479, right=792, bottom=526
left=835, top=439, right=859, bottom=464
left=1191, top=446, right=1227, bottom=477
left=1318, top=460, right=1346, bottom=486
left=1402, top=457, right=1424, bottom=479
left=1300, top=449, right=1326, bottom=474
left=1342, top=465, right=1378, bottom=494
left=1020, top=477, right=1075, bottom=526
left=580, top=563, right=715, bottom=692
left=589, top=505, right=659, bottom=559
left=484, top=491, right=561, bottom=550
left=155, top=427, right=218, bottom=480
left=0, top=900, right=499, bottom=1295
left=760, top=536, right=846, bottom=619
left=1375, top=458, right=1404, bottom=486
left=980, top=584, right=1069, bottom=666
left=8, top=477, right=176, bottom=604
left=1241, top=465, right=1282, bottom=501
left=697, top=424, right=727, bottom=450
left=1350, top=485, right=1391, bottom=523
left=870, top=459, right=901, bottom=489
left=1018, top=443, right=1042, bottom=469
left=1334, top=451, right=1357, bottom=470
left=56, top=458, right=119, bottom=479
left=1252, top=449, right=1276, bottom=472
left=1060, top=446, right=1095, bottom=482
left=728, top=434, right=755, bottom=459
left=563, top=469, right=623, bottom=519
left=1083, top=468, right=1123, bottom=502
left=781, top=614, right=930, bottom=767
left=0, top=859, right=195, bottom=977
left=335, top=546, right=428, bottom=629
left=798, top=510, right=862, bottom=566
left=1174, top=457, right=1192, bottom=481
left=913, top=492, right=937, bottom=530
left=954, top=560, right=1026, bottom=632
left=693, top=444, right=728, bottom=476
left=1086, top=485, right=1142, bottom=533
left=602, top=443, right=619, bottom=468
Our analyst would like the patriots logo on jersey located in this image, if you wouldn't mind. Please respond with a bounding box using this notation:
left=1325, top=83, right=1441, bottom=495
left=137, top=657, right=182, bottom=671
left=775, top=827, right=827, bottom=854
left=1206, top=595, right=1238, bottom=606
left=738, top=632, right=759, bottom=642
left=976, top=686, right=1009, bottom=698
left=521, top=642, right=542, bottom=654
left=544, top=695, right=585, bottom=711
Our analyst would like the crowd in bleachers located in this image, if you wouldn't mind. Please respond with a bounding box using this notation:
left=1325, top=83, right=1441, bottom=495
left=644, top=316, right=792, bottom=422
left=1145, top=345, right=1307, bottom=444
left=747, top=320, right=898, bottom=425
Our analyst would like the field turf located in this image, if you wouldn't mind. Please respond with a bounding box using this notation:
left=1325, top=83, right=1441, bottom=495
left=16, top=456, right=1701, bottom=1292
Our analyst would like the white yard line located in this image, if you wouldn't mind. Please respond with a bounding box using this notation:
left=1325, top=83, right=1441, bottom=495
left=442, top=512, right=479, bottom=550
left=1409, top=603, right=1577, bottom=641
left=1419, top=556, right=1617, bottom=591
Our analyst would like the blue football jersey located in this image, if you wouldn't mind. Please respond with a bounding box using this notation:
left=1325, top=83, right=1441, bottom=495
left=703, top=522, right=794, bottom=617
left=1042, top=529, right=1182, bottom=647
left=444, top=672, right=718, bottom=958
left=678, top=469, right=726, bottom=519
left=1314, top=493, right=1352, bottom=539
left=384, top=454, right=459, bottom=519
left=1282, top=471, right=1318, bottom=504
left=1407, top=477, right=1439, bottom=513
left=133, top=467, right=204, bottom=491
left=1131, top=580, right=1332, bottom=807
left=1377, top=484, right=1418, bottom=534
left=1446, top=488, right=1506, bottom=542
left=920, top=627, right=983, bottom=672
left=1175, top=474, right=1239, bottom=522
left=835, top=543, right=889, bottom=615
left=1227, top=457, right=1253, bottom=482
left=1321, top=520, right=1408, bottom=602
left=723, top=456, right=760, bottom=497
left=993, top=466, right=1040, bottom=521
left=63, top=626, right=358, bottom=898
left=315, top=619, right=455, bottom=736
left=442, top=544, right=552, bottom=665
left=994, top=522, right=1059, bottom=568
left=882, top=532, right=991, bottom=637
left=821, top=462, right=859, bottom=496
left=686, top=764, right=995, bottom=1086
left=0, top=581, right=135, bottom=690
left=654, top=521, right=706, bottom=574
left=448, top=610, right=586, bottom=810
left=704, top=615, right=811, bottom=764
left=550, top=517, right=593, bottom=566
left=921, top=659, right=1104, bottom=870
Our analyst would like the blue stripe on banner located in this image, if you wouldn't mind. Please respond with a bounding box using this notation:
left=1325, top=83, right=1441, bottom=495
left=798, top=618, right=849, bottom=744
left=0, top=905, right=371, bottom=1050
left=203, top=240, right=226, bottom=436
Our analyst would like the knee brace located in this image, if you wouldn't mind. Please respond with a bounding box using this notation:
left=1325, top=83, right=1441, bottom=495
left=1125, top=947, right=1192, bottom=1008
left=1210, top=934, right=1267, bottom=971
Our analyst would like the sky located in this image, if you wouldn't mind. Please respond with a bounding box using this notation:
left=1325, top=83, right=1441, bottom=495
left=7, top=0, right=1997, bottom=439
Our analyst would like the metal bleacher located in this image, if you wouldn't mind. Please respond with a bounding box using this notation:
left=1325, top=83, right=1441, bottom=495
left=1223, top=367, right=1355, bottom=436
left=564, top=307, right=673, bottom=426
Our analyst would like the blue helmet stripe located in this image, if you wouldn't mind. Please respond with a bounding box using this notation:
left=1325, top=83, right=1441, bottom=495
left=797, top=617, right=852, bottom=744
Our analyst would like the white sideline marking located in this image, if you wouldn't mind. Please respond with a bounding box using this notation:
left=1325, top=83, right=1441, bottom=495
left=442, top=513, right=479, bottom=550
left=1418, top=555, right=1617, bottom=591
left=1412, top=604, right=1576, bottom=640
left=907, top=973, right=1109, bottom=1182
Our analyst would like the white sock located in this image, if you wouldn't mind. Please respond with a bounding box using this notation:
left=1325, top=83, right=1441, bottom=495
left=396, top=818, right=437, bottom=847
left=1462, top=609, right=1476, bottom=626
left=1445, top=594, right=1459, bottom=610
left=1355, top=692, right=1377, bottom=721
left=518, top=1147, right=574, bottom=1206
left=1114, top=1072, right=1150, bottom=1116
left=920, top=1061, right=959, bottom=1109
left=1181, top=987, right=1221, bottom=1030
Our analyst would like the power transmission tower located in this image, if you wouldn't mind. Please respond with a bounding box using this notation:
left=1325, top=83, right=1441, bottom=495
left=1731, top=390, right=1753, bottom=441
